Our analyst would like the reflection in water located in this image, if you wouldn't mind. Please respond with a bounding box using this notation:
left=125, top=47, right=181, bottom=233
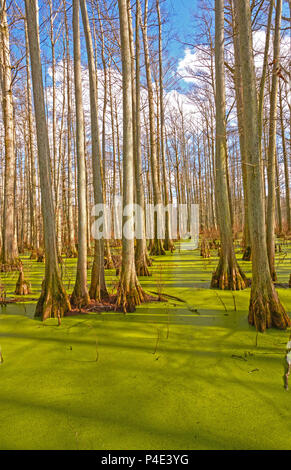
left=0, top=302, right=35, bottom=318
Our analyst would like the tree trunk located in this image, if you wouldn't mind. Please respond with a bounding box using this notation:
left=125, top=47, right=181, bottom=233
left=25, top=0, right=71, bottom=320
left=157, top=0, right=174, bottom=252
left=132, top=0, right=151, bottom=276
left=279, top=82, right=290, bottom=233
left=117, top=0, right=146, bottom=312
left=25, top=19, right=38, bottom=252
left=80, top=0, right=108, bottom=301
left=231, top=0, right=251, bottom=261
left=63, top=0, right=77, bottom=257
left=234, top=0, right=290, bottom=331
left=141, top=0, right=165, bottom=256
left=266, top=0, right=282, bottom=282
left=71, top=0, right=90, bottom=306
left=211, top=0, right=247, bottom=290
left=0, top=0, right=19, bottom=267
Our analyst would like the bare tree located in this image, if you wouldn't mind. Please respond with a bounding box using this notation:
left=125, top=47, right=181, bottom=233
left=0, top=0, right=19, bottom=267
left=71, top=0, right=90, bottom=306
left=234, top=0, right=290, bottom=331
left=266, top=0, right=283, bottom=281
left=80, top=0, right=108, bottom=301
left=25, top=0, right=71, bottom=320
left=116, top=0, right=146, bottom=311
left=141, top=0, right=165, bottom=256
left=211, top=0, right=247, bottom=290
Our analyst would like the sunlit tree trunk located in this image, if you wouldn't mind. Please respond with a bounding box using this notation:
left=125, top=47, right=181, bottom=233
left=266, top=0, right=282, bottom=281
left=231, top=0, right=251, bottom=261
left=117, top=0, right=146, bottom=312
left=80, top=0, right=108, bottom=301
left=211, top=0, right=247, bottom=290
left=157, top=0, right=174, bottom=252
left=279, top=82, right=291, bottom=233
left=141, top=0, right=165, bottom=256
left=258, top=0, right=274, bottom=158
left=71, top=0, right=90, bottom=306
left=63, top=0, right=77, bottom=257
left=0, top=0, right=19, bottom=267
left=24, top=19, right=38, bottom=252
left=97, top=3, right=114, bottom=270
left=25, top=0, right=71, bottom=320
left=131, top=0, right=151, bottom=275
left=234, top=0, right=290, bottom=331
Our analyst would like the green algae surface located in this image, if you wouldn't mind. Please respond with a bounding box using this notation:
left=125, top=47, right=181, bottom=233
left=0, top=242, right=291, bottom=449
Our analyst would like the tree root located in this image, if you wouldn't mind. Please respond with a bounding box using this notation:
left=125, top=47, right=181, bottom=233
left=71, top=283, right=90, bottom=309
left=150, top=239, right=166, bottom=256
left=211, top=264, right=249, bottom=290
left=35, top=276, right=71, bottom=321
left=135, top=252, right=151, bottom=276
left=116, top=282, right=147, bottom=313
left=248, top=288, right=291, bottom=332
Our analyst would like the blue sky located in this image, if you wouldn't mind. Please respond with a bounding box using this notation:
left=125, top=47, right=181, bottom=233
left=167, top=0, right=199, bottom=59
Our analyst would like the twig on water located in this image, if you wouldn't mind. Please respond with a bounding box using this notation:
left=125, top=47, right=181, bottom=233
left=214, top=291, right=228, bottom=312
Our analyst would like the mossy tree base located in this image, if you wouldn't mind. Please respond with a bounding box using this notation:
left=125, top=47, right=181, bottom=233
left=89, top=260, right=108, bottom=303
left=135, top=250, right=151, bottom=277
left=135, top=259, right=151, bottom=276
left=211, top=256, right=249, bottom=290
left=15, top=270, right=31, bottom=295
left=248, top=286, right=291, bottom=332
left=89, top=285, right=109, bottom=302
left=116, top=267, right=149, bottom=313
left=35, top=275, right=71, bottom=321
left=150, top=239, right=166, bottom=256
left=163, top=239, right=175, bottom=252
left=116, top=283, right=146, bottom=313
left=71, top=284, right=90, bottom=309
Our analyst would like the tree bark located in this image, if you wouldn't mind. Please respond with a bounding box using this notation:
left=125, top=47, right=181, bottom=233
left=234, top=0, right=290, bottom=331
left=266, top=0, right=282, bottom=281
left=63, top=0, right=77, bottom=257
left=71, top=0, right=90, bottom=306
left=117, top=0, right=146, bottom=312
left=279, top=82, right=290, bottom=233
left=231, top=0, right=251, bottom=261
left=132, top=0, right=151, bottom=276
left=80, top=0, right=108, bottom=301
left=25, top=0, right=71, bottom=320
left=0, top=0, right=19, bottom=267
left=157, top=0, right=174, bottom=252
left=141, top=0, right=165, bottom=256
left=211, top=0, right=247, bottom=290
